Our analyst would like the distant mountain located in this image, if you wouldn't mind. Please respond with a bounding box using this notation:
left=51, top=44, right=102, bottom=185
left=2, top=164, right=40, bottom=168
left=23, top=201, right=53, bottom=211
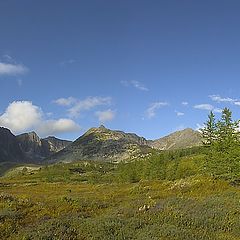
left=0, top=127, right=25, bottom=163
left=148, top=128, right=202, bottom=150
left=49, top=125, right=151, bottom=163
left=17, top=132, right=72, bottom=161
left=0, top=126, right=202, bottom=164
left=0, top=127, right=72, bottom=163
left=16, top=132, right=46, bottom=161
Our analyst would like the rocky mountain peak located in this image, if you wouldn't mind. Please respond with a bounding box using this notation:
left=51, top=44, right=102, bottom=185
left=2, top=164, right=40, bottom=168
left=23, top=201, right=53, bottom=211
left=149, top=128, right=202, bottom=150
left=0, top=127, right=25, bottom=162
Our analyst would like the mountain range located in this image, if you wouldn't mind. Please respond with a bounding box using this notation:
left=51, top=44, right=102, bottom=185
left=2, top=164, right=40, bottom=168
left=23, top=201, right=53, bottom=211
left=0, top=125, right=202, bottom=164
left=0, top=127, right=71, bottom=163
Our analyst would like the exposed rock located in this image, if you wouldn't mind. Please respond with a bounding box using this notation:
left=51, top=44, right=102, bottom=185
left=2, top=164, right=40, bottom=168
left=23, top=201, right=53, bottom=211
left=42, top=136, right=72, bottom=154
left=17, top=132, right=45, bottom=160
left=49, top=126, right=151, bottom=163
left=0, top=127, right=25, bottom=162
left=148, top=128, right=202, bottom=150
left=17, top=132, right=72, bottom=161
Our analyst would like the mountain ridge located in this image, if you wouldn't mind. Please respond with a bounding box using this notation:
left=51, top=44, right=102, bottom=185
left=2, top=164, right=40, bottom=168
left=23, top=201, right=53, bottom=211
left=0, top=128, right=72, bottom=163
left=0, top=125, right=202, bottom=163
left=49, top=126, right=202, bottom=163
left=49, top=125, right=151, bottom=163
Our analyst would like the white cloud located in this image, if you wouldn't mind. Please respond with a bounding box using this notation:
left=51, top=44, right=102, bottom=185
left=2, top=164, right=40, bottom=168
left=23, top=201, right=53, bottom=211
left=175, top=110, right=184, bottom=116
left=209, top=94, right=236, bottom=103
left=234, top=102, right=240, bottom=106
left=0, top=101, right=80, bottom=137
left=209, top=94, right=240, bottom=108
left=67, top=96, right=112, bottom=118
left=194, top=104, right=222, bottom=114
left=95, top=109, right=115, bottom=123
left=0, top=101, right=42, bottom=132
left=146, top=102, right=168, bottom=119
left=0, top=62, right=28, bottom=76
left=194, top=104, right=214, bottom=111
left=54, top=97, right=76, bottom=106
left=121, top=80, right=149, bottom=91
left=37, top=119, right=80, bottom=136
left=131, top=80, right=149, bottom=91
left=182, top=101, right=189, bottom=106
left=213, top=108, right=222, bottom=113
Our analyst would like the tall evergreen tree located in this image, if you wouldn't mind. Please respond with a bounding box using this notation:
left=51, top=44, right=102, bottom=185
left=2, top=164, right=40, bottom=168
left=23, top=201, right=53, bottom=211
left=216, top=108, right=240, bottom=152
left=203, top=108, right=240, bottom=179
left=201, top=111, right=216, bottom=146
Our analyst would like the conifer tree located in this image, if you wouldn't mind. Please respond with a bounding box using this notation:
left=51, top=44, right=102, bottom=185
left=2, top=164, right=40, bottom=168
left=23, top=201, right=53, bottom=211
left=216, top=108, right=240, bottom=152
left=201, top=111, right=217, bottom=146
left=204, top=108, right=240, bottom=178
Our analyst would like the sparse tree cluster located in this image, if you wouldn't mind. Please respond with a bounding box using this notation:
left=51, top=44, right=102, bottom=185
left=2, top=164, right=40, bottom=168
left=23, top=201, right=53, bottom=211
left=201, top=108, right=240, bottom=150
left=201, top=108, right=240, bottom=178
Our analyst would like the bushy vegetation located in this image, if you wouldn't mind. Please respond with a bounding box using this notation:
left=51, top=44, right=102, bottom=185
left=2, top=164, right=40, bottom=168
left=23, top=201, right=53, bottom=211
left=1, top=108, right=240, bottom=239
left=1, top=173, right=240, bottom=240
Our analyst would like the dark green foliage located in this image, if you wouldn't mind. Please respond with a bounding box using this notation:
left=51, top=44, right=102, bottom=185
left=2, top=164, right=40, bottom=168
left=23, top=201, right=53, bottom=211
left=201, top=108, right=240, bottom=179
left=215, top=108, right=240, bottom=152
left=201, top=111, right=216, bottom=146
left=117, top=147, right=205, bottom=183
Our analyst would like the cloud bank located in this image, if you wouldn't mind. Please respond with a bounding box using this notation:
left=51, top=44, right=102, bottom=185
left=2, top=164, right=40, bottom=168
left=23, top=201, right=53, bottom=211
left=0, top=101, right=80, bottom=137
left=54, top=96, right=112, bottom=118
left=0, top=62, right=28, bottom=76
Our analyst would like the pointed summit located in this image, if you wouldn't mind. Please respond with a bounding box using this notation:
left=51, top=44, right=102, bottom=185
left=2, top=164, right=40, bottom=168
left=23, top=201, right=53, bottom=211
left=99, top=125, right=106, bottom=129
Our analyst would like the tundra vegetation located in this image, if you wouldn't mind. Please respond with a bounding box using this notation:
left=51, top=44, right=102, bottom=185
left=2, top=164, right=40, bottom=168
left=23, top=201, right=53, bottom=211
left=1, top=108, right=240, bottom=239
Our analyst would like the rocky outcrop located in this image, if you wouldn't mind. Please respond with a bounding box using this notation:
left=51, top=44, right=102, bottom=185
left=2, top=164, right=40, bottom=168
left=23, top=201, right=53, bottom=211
left=17, top=132, right=46, bottom=160
left=42, top=136, right=72, bottom=154
left=0, top=127, right=25, bottom=162
left=17, top=132, right=72, bottom=161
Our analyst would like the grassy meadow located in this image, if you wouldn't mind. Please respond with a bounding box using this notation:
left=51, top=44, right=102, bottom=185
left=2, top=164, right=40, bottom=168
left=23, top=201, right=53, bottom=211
left=1, top=148, right=240, bottom=239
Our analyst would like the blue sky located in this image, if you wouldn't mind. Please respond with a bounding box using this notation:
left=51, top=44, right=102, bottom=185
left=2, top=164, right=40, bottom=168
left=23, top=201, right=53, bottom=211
left=1, top=0, right=240, bottom=140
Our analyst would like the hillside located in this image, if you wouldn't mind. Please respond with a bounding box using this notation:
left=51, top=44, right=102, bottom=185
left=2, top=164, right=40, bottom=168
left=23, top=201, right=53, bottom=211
left=149, top=128, right=202, bottom=150
left=50, top=125, right=151, bottom=162
left=0, top=127, right=25, bottom=163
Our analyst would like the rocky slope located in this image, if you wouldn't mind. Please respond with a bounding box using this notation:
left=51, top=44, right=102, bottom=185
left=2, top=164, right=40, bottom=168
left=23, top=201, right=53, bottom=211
left=50, top=125, right=151, bottom=162
left=148, top=128, right=202, bottom=150
left=0, top=127, right=71, bottom=163
left=0, top=127, right=25, bottom=162
left=16, top=132, right=72, bottom=161
left=43, top=136, right=72, bottom=154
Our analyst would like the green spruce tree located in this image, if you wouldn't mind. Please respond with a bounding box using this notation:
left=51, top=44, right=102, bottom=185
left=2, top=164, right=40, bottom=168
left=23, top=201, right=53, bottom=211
left=215, top=108, right=240, bottom=152
left=204, top=108, right=240, bottom=179
left=201, top=111, right=217, bottom=147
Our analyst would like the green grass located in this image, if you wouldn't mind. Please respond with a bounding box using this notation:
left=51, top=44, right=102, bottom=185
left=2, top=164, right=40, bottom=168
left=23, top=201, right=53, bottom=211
left=1, top=148, right=240, bottom=239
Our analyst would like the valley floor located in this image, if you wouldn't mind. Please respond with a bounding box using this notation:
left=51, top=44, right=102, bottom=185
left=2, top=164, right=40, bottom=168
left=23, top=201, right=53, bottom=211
left=1, top=170, right=240, bottom=239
